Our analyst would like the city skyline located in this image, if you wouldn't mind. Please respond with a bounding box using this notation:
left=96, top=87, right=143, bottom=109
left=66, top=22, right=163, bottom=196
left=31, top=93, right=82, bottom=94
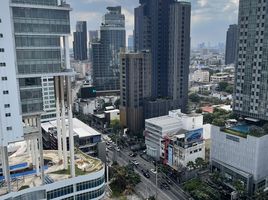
left=68, top=0, right=239, bottom=47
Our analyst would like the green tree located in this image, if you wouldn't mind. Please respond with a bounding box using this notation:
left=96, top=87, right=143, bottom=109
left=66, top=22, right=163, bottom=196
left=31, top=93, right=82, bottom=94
left=195, top=157, right=206, bottom=169
left=212, top=118, right=225, bottom=127
left=114, top=98, right=120, bottom=109
left=189, top=93, right=201, bottom=103
left=224, top=85, right=234, bottom=94
left=110, top=119, right=121, bottom=133
left=187, top=161, right=196, bottom=170
left=218, top=81, right=229, bottom=92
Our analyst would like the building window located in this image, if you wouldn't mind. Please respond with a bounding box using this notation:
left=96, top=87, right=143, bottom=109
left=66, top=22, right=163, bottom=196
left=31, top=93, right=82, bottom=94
left=5, top=113, right=11, bottom=117
left=1, top=77, right=7, bottom=81
left=0, top=63, right=6, bottom=67
left=6, top=127, right=12, bottom=131
left=0, top=34, right=3, bottom=38
left=4, top=104, right=10, bottom=108
left=3, top=90, right=9, bottom=95
left=0, top=48, right=4, bottom=52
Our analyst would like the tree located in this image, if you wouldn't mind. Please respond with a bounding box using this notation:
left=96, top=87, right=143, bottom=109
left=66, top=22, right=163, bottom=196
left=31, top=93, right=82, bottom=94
left=110, top=119, right=121, bottom=133
left=195, top=157, right=206, bottom=169
left=189, top=93, right=201, bottom=103
left=218, top=81, right=229, bottom=92
left=114, top=98, right=120, bottom=109
left=212, top=118, right=225, bottom=127
left=224, top=85, right=234, bottom=94
left=187, top=161, right=196, bottom=170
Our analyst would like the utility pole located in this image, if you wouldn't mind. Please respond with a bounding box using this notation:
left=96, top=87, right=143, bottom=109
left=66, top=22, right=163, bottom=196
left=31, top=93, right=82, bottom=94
left=155, top=164, right=158, bottom=199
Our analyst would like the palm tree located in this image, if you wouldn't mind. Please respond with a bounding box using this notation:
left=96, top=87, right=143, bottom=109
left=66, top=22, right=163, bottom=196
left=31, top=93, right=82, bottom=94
left=187, top=161, right=196, bottom=170
left=195, top=157, right=205, bottom=169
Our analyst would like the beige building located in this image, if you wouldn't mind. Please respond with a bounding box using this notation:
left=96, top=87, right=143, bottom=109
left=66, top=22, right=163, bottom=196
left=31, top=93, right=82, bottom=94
left=192, top=69, right=210, bottom=83
left=120, top=51, right=151, bottom=133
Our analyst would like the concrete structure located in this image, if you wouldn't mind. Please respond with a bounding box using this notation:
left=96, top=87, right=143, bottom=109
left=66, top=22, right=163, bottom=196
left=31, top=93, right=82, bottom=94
left=120, top=51, right=152, bottom=133
left=211, top=72, right=234, bottom=83
left=225, top=24, right=238, bottom=65
left=0, top=148, right=105, bottom=200
left=233, top=0, right=268, bottom=121
left=144, top=110, right=203, bottom=161
left=0, top=1, right=99, bottom=197
left=73, top=21, right=88, bottom=61
left=42, top=118, right=102, bottom=157
left=134, top=0, right=191, bottom=113
left=41, top=77, right=56, bottom=122
left=92, top=6, right=126, bottom=91
left=211, top=125, right=268, bottom=195
left=163, top=128, right=205, bottom=170
left=192, top=69, right=210, bottom=83
left=127, top=34, right=134, bottom=51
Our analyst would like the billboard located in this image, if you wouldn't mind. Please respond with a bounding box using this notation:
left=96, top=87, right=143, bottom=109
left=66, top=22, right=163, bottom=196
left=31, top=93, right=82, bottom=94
left=185, top=128, right=203, bottom=144
left=168, top=145, right=173, bottom=166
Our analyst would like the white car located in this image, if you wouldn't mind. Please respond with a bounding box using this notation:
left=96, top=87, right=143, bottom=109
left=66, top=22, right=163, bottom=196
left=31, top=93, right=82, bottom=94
left=115, top=147, right=120, bottom=152
left=150, top=169, right=157, bottom=174
left=132, top=160, right=139, bottom=165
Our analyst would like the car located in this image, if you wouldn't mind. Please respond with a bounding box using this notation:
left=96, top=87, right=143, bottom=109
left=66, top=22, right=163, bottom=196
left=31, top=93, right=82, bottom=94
left=132, top=160, right=139, bottom=166
left=107, top=145, right=113, bottom=150
left=160, top=182, right=170, bottom=190
left=129, top=152, right=137, bottom=157
left=115, top=147, right=120, bottom=152
left=150, top=169, right=157, bottom=174
left=143, top=172, right=150, bottom=178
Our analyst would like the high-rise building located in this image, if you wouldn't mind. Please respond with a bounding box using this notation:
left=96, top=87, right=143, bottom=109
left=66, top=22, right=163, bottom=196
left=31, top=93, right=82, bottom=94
left=92, top=6, right=126, bottom=91
left=225, top=24, right=238, bottom=65
left=233, top=0, right=268, bottom=121
left=88, top=30, right=98, bottom=62
left=134, top=0, right=191, bottom=114
left=73, top=21, right=88, bottom=61
left=127, top=34, right=134, bottom=51
left=120, top=50, right=151, bottom=133
left=0, top=1, right=105, bottom=199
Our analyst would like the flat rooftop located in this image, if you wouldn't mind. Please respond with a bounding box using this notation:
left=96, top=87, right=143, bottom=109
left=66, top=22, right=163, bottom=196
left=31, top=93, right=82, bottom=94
left=0, top=147, right=103, bottom=196
left=146, top=116, right=181, bottom=127
left=41, top=118, right=101, bottom=138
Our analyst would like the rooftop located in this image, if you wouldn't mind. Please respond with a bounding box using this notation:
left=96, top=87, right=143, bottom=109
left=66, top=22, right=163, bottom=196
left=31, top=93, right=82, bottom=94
left=222, top=122, right=268, bottom=138
left=0, top=144, right=103, bottom=196
left=146, top=115, right=181, bottom=127
left=41, top=118, right=101, bottom=138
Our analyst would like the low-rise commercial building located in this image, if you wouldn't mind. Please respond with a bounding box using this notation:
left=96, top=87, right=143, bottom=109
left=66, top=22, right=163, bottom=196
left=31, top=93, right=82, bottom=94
left=145, top=110, right=204, bottom=165
left=42, top=118, right=103, bottom=158
left=192, top=69, right=210, bottom=83
left=211, top=124, right=268, bottom=195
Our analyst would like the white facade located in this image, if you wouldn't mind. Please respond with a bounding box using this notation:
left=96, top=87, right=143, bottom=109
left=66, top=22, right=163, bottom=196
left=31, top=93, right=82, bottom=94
left=211, top=125, right=268, bottom=193
left=41, top=77, right=56, bottom=122
left=192, top=69, right=210, bottom=83
left=0, top=1, right=23, bottom=146
left=145, top=109, right=203, bottom=160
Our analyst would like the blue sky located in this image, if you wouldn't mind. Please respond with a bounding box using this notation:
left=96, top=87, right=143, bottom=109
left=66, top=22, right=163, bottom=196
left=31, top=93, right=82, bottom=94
left=68, top=0, right=239, bottom=47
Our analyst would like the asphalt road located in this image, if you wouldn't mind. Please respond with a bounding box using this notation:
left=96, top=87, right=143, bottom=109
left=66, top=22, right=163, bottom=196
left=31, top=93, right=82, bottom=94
left=107, top=147, right=190, bottom=200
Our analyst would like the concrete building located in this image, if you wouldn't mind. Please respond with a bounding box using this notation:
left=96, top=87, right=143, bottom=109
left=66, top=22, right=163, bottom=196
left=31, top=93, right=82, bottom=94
left=127, top=34, right=134, bottom=51
left=211, top=72, right=234, bottom=83
left=233, top=0, right=268, bottom=121
left=134, top=0, right=191, bottom=114
left=92, top=6, right=126, bottom=91
left=211, top=124, right=268, bottom=195
left=42, top=118, right=103, bottom=157
left=192, top=69, right=210, bottom=83
left=73, top=21, right=88, bottom=61
left=0, top=1, right=106, bottom=199
left=120, top=51, right=152, bottom=133
left=225, top=24, right=238, bottom=65
left=41, top=77, right=56, bottom=123
left=163, top=128, right=205, bottom=170
left=144, top=110, right=203, bottom=161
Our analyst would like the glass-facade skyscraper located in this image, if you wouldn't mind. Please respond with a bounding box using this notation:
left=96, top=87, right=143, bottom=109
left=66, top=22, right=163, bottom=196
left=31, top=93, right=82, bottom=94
left=73, top=21, right=88, bottom=61
left=92, top=6, right=126, bottom=91
left=225, top=24, right=238, bottom=65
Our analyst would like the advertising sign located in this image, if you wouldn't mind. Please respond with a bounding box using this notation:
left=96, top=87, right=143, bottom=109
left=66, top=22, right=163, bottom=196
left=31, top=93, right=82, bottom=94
left=185, top=128, right=203, bottom=144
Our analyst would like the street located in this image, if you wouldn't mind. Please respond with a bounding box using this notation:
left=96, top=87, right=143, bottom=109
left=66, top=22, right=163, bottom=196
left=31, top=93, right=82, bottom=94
left=106, top=146, right=190, bottom=200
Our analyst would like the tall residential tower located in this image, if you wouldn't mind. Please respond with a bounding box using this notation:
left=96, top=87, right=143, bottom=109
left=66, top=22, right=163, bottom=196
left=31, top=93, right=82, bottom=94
left=134, top=0, right=191, bottom=116
left=92, top=6, right=126, bottom=91
left=233, top=0, right=268, bottom=120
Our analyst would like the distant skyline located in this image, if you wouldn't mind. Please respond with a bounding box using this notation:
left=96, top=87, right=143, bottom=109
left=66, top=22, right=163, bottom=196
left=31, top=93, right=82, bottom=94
left=68, top=0, right=239, bottom=47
